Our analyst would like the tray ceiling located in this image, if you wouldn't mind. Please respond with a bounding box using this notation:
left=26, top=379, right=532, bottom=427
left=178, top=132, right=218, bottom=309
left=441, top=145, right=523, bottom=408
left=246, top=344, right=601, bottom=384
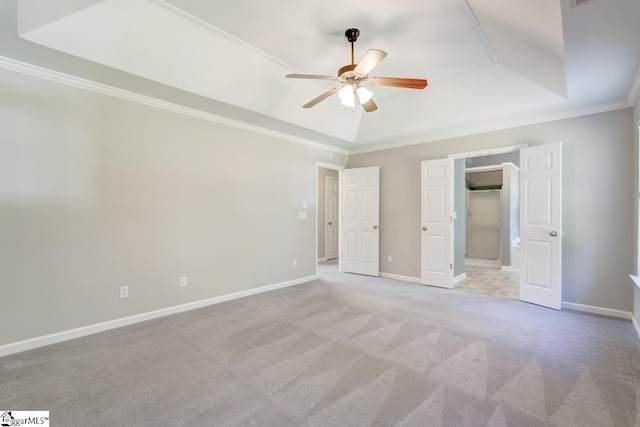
left=14, top=0, right=640, bottom=152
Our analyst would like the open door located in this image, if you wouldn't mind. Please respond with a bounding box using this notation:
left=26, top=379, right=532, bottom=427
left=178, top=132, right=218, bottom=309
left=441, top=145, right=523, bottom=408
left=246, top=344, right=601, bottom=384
left=340, top=166, right=380, bottom=276
left=421, top=159, right=454, bottom=288
left=519, top=142, right=562, bottom=309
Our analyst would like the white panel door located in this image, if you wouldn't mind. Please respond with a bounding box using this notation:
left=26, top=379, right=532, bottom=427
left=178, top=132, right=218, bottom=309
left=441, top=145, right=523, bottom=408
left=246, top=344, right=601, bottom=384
left=421, top=159, right=453, bottom=288
left=520, top=142, right=562, bottom=309
left=340, top=166, right=380, bottom=276
left=326, top=176, right=339, bottom=260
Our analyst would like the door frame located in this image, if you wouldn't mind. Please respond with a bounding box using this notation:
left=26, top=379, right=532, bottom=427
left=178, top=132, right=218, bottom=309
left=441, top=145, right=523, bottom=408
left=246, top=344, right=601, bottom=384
left=326, top=175, right=339, bottom=261
left=445, top=144, right=563, bottom=309
left=447, top=145, right=526, bottom=273
left=447, top=144, right=527, bottom=281
left=316, top=162, right=344, bottom=274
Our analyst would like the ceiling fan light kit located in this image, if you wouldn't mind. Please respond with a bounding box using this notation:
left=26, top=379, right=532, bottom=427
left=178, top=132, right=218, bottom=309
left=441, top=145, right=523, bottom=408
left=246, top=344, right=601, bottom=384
left=338, top=84, right=373, bottom=110
left=286, top=28, right=428, bottom=113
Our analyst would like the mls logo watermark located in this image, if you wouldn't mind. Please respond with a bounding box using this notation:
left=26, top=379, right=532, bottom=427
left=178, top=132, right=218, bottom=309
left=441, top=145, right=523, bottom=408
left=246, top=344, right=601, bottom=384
left=1, top=411, right=49, bottom=426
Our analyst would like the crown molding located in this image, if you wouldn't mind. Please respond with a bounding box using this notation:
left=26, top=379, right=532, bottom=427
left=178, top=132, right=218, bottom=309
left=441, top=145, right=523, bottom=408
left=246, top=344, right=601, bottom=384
left=349, top=100, right=631, bottom=155
left=628, top=65, right=640, bottom=106
left=2, top=55, right=633, bottom=159
left=150, top=0, right=301, bottom=74
left=0, top=56, right=349, bottom=156
left=456, top=0, right=498, bottom=64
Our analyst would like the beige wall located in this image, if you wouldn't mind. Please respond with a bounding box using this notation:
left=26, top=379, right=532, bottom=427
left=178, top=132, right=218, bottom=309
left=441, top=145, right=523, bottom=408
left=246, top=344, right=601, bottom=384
left=0, top=68, right=347, bottom=346
left=317, top=167, right=339, bottom=260
left=349, top=108, right=635, bottom=312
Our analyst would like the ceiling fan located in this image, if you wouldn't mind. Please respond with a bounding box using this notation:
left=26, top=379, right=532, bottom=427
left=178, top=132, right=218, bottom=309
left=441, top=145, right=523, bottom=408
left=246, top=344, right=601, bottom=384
left=286, top=28, right=428, bottom=113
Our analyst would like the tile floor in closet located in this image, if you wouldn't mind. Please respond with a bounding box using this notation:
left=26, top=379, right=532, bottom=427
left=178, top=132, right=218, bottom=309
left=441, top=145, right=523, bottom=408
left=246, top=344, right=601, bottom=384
left=456, top=264, right=519, bottom=299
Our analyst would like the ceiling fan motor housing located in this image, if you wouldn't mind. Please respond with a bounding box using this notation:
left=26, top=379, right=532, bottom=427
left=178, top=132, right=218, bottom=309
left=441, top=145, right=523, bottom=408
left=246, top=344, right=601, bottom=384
left=338, top=64, right=357, bottom=77
left=345, top=28, right=360, bottom=43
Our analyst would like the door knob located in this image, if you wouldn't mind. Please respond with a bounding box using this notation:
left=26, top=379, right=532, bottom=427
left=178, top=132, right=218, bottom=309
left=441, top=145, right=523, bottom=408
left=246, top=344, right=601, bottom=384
left=373, top=225, right=378, bottom=229
left=422, top=226, right=427, bottom=231
left=328, top=221, right=332, bottom=225
left=549, top=231, right=558, bottom=237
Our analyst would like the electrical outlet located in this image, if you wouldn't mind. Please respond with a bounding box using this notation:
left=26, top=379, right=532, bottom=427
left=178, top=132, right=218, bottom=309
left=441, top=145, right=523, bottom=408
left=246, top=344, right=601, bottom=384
left=180, top=276, right=187, bottom=288
left=387, top=255, right=392, bottom=263
left=293, top=259, right=297, bottom=268
left=119, top=286, right=128, bottom=299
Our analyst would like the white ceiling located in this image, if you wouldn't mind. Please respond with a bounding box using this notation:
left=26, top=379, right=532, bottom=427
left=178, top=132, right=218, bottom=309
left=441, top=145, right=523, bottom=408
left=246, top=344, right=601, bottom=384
left=15, top=0, right=640, bottom=152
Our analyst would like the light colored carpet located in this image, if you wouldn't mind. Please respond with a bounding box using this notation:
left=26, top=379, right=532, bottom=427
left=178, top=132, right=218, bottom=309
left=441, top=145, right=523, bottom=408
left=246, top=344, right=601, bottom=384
left=1, top=264, right=639, bottom=426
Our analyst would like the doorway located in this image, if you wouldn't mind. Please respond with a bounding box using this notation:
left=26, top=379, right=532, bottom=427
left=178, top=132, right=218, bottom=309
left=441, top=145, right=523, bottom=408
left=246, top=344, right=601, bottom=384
left=466, top=189, right=502, bottom=262
left=316, top=163, right=381, bottom=278
left=458, top=152, right=520, bottom=299
left=421, top=143, right=563, bottom=310
left=463, top=160, right=520, bottom=272
left=317, top=165, right=341, bottom=264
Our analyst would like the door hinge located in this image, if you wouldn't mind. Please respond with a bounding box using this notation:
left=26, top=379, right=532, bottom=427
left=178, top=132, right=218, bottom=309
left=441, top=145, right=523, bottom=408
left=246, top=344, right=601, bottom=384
left=450, top=264, right=453, bottom=270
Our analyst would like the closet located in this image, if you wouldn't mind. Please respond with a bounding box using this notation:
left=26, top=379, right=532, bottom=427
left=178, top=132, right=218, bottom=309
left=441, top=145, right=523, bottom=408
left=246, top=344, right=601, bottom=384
left=464, top=163, right=520, bottom=268
left=466, top=170, right=502, bottom=261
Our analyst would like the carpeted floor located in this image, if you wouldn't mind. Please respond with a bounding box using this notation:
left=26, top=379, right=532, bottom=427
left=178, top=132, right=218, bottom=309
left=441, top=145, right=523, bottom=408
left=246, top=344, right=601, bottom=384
left=1, top=264, right=639, bottom=426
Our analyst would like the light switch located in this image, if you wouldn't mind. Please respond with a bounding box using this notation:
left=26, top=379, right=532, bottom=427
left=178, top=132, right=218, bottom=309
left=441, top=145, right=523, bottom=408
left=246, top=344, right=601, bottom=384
left=298, top=211, right=307, bottom=219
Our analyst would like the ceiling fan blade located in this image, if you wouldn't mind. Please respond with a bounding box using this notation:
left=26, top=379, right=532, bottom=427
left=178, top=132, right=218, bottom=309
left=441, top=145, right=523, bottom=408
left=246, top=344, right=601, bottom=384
left=369, top=77, right=428, bottom=89
left=287, top=74, right=338, bottom=81
left=302, top=87, right=339, bottom=108
left=361, top=98, right=378, bottom=113
left=354, top=49, right=387, bottom=75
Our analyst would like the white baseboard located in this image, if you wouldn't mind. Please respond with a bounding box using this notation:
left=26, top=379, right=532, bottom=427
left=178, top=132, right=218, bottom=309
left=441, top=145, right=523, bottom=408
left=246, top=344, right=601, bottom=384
left=0, top=275, right=317, bottom=358
left=453, top=273, right=467, bottom=284
left=465, top=258, right=502, bottom=268
left=561, top=301, right=632, bottom=321
left=379, top=272, right=421, bottom=284
left=317, top=257, right=328, bottom=262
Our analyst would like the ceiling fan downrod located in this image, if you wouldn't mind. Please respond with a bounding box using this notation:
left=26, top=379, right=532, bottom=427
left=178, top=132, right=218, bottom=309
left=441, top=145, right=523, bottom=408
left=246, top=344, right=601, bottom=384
left=345, top=28, right=359, bottom=65
left=339, top=28, right=360, bottom=76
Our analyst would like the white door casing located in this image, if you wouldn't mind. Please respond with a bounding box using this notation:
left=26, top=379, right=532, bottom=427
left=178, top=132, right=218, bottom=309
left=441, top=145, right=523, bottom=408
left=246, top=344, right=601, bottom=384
left=421, top=159, right=454, bottom=288
left=519, top=142, right=562, bottom=310
left=340, top=166, right=380, bottom=276
left=326, top=176, right=339, bottom=260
